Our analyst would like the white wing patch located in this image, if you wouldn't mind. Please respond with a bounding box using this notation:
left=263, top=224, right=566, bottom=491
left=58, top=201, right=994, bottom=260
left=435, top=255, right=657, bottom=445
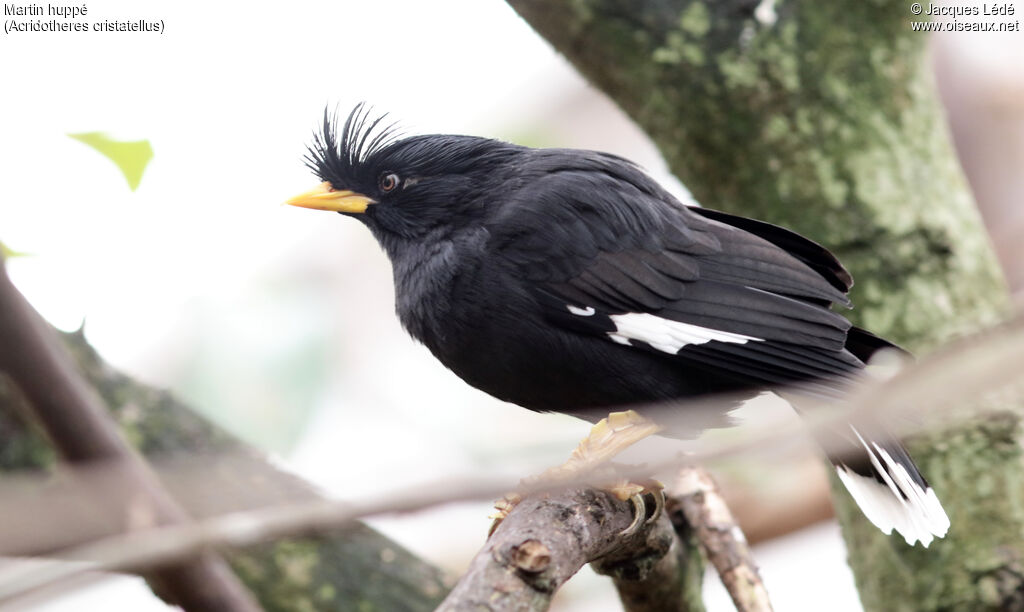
left=605, top=311, right=762, bottom=354
left=836, top=426, right=950, bottom=547
left=566, top=305, right=596, bottom=316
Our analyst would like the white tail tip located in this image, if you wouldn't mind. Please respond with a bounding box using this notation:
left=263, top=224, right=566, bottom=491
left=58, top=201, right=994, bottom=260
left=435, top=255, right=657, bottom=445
left=835, top=428, right=950, bottom=547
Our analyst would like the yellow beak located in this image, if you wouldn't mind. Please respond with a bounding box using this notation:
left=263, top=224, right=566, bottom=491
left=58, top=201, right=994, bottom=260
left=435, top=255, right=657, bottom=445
left=285, top=182, right=376, bottom=213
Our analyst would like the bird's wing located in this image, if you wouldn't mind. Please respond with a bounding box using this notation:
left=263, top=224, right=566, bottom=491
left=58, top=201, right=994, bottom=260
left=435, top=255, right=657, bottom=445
left=488, top=166, right=862, bottom=389
left=685, top=205, right=853, bottom=298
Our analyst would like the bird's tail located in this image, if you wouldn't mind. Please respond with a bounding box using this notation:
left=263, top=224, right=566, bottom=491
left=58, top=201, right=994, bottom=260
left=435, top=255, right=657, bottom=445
left=828, top=326, right=949, bottom=547
left=829, top=425, right=949, bottom=546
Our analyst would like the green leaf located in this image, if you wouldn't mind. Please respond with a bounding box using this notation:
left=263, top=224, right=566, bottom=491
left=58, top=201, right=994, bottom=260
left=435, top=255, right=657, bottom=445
left=68, top=132, right=154, bottom=191
left=0, top=241, right=30, bottom=259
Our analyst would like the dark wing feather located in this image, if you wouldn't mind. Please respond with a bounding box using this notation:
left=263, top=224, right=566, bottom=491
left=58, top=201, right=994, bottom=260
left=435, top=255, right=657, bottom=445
left=687, top=205, right=853, bottom=295
left=844, top=326, right=910, bottom=361
left=487, top=154, right=863, bottom=390
left=657, top=281, right=849, bottom=350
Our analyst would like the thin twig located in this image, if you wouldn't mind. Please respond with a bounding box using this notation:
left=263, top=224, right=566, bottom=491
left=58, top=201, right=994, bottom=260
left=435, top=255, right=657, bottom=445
left=0, top=254, right=261, bottom=612
left=672, top=467, right=772, bottom=612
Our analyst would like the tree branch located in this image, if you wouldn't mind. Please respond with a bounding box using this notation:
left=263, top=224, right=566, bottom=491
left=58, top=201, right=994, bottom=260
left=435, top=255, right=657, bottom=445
left=0, top=253, right=262, bottom=611
left=0, top=250, right=451, bottom=611
left=436, top=487, right=699, bottom=611
left=593, top=495, right=706, bottom=612
left=672, top=467, right=772, bottom=612
left=0, top=346, right=451, bottom=612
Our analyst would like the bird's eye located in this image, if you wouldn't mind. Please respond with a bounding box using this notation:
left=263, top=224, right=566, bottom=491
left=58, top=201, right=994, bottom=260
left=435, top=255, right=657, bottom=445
left=379, top=172, right=400, bottom=193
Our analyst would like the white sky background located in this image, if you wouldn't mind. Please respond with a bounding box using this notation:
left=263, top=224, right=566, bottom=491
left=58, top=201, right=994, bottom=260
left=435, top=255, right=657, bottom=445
left=1, top=0, right=558, bottom=346
left=0, top=1, right=903, bottom=610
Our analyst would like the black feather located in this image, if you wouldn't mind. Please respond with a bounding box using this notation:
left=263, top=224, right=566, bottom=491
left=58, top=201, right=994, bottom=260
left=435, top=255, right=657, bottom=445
left=688, top=205, right=853, bottom=295
left=304, top=103, right=403, bottom=190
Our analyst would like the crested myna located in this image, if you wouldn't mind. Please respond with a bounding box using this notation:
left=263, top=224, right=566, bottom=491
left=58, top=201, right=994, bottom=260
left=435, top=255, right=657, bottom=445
left=287, top=106, right=949, bottom=547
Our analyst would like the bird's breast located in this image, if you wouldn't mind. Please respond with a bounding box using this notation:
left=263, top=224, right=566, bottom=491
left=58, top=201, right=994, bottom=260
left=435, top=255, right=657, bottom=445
left=389, top=230, right=490, bottom=349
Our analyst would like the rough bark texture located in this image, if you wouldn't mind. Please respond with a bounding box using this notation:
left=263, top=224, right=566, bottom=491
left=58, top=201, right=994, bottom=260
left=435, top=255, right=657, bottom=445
left=438, top=487, right=699, bottom=612
left=507, top=1, right=1023, bottom=610
left=0, top=330, right=449, bottom=612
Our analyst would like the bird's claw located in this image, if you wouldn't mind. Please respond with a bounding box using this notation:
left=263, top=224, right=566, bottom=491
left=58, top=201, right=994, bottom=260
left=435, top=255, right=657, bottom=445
left=618, top=480, right=665, bottom=537
left=488, top=492, right=523, bottom=536
left=487, top=411, right=663, bottom=537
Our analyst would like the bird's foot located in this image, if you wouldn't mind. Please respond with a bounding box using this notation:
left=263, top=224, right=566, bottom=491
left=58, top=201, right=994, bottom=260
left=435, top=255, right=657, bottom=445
left=488, top=410, right=663, bottom=535
left=488, top=493, right=522, bottom=536
left=610, top=477, right=665, bottom=537
left=569, top=409, right=664, bottom=465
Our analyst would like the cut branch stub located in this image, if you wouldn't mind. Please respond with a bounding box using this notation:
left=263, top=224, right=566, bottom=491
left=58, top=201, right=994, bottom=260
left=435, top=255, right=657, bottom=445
left=511, top=539, right=553, bottom=574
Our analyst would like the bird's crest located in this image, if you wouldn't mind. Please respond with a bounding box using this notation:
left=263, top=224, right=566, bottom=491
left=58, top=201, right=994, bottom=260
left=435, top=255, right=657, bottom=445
left=305, top=103, right=403, bottom=187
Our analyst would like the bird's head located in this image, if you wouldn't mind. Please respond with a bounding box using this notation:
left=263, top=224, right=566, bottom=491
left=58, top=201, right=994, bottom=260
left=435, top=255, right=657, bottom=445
left=287, top=105, right=524, bottom=249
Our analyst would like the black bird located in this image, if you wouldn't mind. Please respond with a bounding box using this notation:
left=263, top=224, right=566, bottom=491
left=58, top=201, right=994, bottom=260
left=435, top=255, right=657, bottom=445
left=287, top=106, right=949, bottom=547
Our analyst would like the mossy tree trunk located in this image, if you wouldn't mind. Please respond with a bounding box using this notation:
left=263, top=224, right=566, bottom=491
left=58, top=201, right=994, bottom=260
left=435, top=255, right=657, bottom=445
left=507, top=1, right=1023, bottom=609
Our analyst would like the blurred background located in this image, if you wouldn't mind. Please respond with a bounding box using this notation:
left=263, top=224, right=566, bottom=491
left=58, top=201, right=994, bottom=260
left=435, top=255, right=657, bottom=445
left=1, top=1, right=1021, bottom=610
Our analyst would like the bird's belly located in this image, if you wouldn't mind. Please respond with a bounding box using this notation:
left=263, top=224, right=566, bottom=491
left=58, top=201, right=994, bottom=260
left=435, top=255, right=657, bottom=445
left=427, top=311, right=742, bottom=427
